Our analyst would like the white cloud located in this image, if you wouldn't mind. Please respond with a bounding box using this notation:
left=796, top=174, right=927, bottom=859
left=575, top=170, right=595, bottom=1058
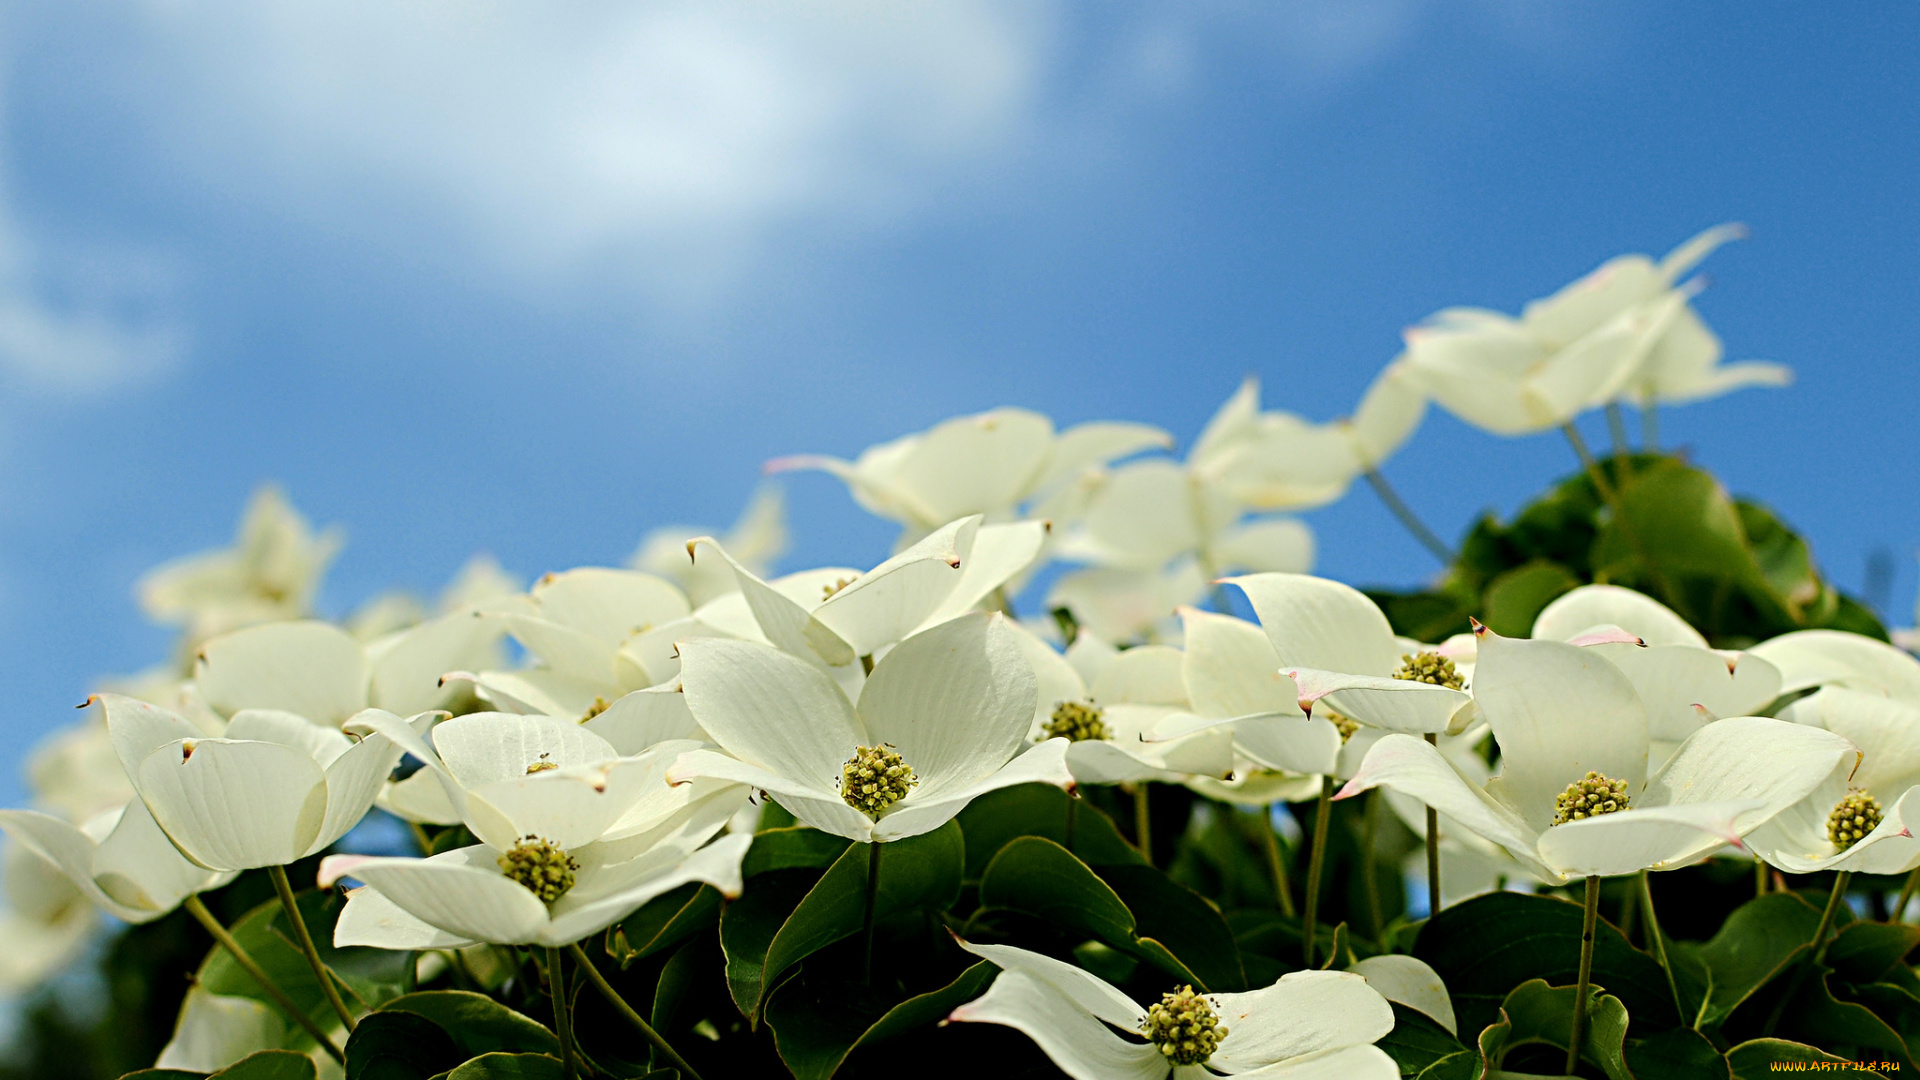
left=113, top=1, right=1059, bottom=305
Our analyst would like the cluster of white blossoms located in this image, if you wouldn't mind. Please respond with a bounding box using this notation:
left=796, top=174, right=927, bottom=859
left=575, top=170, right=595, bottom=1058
left=4, top=225, right=1887, bottom=1080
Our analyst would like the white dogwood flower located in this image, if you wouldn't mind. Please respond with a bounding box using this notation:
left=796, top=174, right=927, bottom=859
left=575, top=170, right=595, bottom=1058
left=947, top=941, right=1398, bottom=1080
left=319, top=734, right=750, bottom=949
left=0, top=796, right=235, bottom=925
left=103, top=693, right=407, bottom=871
left=768, top=407, right=1170, bottom=538
left=668, top=613, right=1071, bottom=843
left=1225, top=573, right=1475, bottom=737
left=137, top=486, right=342, bottom=647
left=1745, top=685, right=1920, bottom=876
left=1339, top=627, right=1855, bottom=884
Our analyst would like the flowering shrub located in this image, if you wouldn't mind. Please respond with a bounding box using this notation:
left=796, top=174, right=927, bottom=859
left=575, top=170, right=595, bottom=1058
left=1, top=225, right=1913, bottom=1080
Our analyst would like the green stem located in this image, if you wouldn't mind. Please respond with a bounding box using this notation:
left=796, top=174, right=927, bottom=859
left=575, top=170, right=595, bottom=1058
left=862, top=840, right=883, bottom=983
left=1562, top=422, right=1621, bottom=505
left=1812, top=871, right=1852, bottom=956
left=1762, top=871, right=1853, bottom=1038
left=1133, top=784, right=1153, bottom=865
left=183, top=896, right=345, bottom=1064
left=268, top=865, right=358, bottom=1032
left=1254, top=804, right=1295, bottom=917
left=1606, top=402, right=1631, bottom=457
left=1642, top=403, right=1660, bottom=452
left=1362, top=791, right=1383, bottom=938
left=547, top=947, right=577, bottom=1080
left=568, top=943, right=704, bottom=1080
left=1303, top=776, right=1334, bottom=968
left=1363, top=469, right=1454, bottom=564
left=1566, top=875, right=1600, bottom=1076
left=408, top=820, right=434, bottom=856
left=1640, top=871, right=1685, bottom=1025
left=1756, top=856, right=1769, bottom=899
left=1424, top=733, right=1442, bottom=916
left=1896, top=867, right=1920, bottom=924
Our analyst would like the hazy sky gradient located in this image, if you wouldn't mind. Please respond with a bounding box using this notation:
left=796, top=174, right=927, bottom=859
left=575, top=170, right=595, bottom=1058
left=0, top=3, right=1914, bottom=805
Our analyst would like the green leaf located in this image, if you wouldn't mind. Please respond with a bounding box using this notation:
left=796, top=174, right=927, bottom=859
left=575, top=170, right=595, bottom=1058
left=956, top=783, right=1142, bottom=879
left=116, top=1073, right=206, bottom=1080
left=210, top=1051, right=320, bottom=1080
left=720, top=868, right=820, bottom=1021
left=1413, top=891, right=1679, bottom=1035
left=195, top=894, right=340, bottom=1041
left=1724, top=1039, right=1878, bottom=1079
left=1625, top=1028, right=1731, bottom=1080
left=743, top=826, right=852, bottom=877
left=1771, top=966, right=1917, bottom=1072
left=1478, top=560, right=1581, bottom=637
left=345, top=1011, right=464, bottom=1080
left=1474, top=979, right=1630, bottom=1080
left=433, top=1054, right=565, bottom=1080
left=976, top=836, right=1204, bottom=988
left=1376, top=1002, right=1468, bottom=1077
left=1826, top=922, right=1920, bottom=986
left=1593, top=460, right=1754, bottom=579
left=757, top=822, right=964, bottom=1013
left=1692, top=892, right=1825, bottom=1027
left=652, top=936, right=704, bottom=1035
left=377, top=992, right=558, bottom=1057
left=1848, top=982, right=1920, bottom=1066
left=765, top=961, right=997, bottom=1080
left=611, top=882, right=723, bottom=964
left=1098, top=864, right=1246, bottom=992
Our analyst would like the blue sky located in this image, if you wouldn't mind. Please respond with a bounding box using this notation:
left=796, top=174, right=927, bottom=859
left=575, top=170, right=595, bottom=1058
left=0, top=3, right=1915, bottom=804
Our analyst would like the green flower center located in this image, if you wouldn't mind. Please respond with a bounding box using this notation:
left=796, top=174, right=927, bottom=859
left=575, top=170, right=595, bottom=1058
left=1827, top=791, right=1883, bottom=851
left=1043, top=701, right=1108, bottom=742
left=821, top=575, right=858, bottom=601
left=1324, top=708, right=1360, bottom=744
left=1143, top=985, right=1227, bottom=1066
left=497, top=836, right=578, bottom=904
left=1393, top=651, right=1464, bottom=690
left=1553, top=771, right=1631, bottom=825
left=580, top=696, right=611, bottom=723
left=840, top=744, right=916, bottom=818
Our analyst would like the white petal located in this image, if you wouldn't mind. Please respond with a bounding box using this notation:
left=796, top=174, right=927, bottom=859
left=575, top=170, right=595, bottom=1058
left=540, top=831, right=752, bottom=947
left=1004, top=619, right=1090, bottom=733
left=873, top=739, right=1072, bottom=841
left=1208, top=969, right=1394, bottom=1071
left=1091, top=645, right=1189, bottom=707
left=333, top=883, right=474, bottom=949
left=689, top=538, right=856, bottom=668
left=1347, top=955, right=1455, bottom=1035
left=1339, top=734, right=1553, bottom=882
left=1788, top=688, right=1920, bottom=794
left=369, top=609, right=507, bottom=715
left=100, top=693, right=202, bottom=786
left=1035, top=420, right=1174, bottom=495
left=1346, top=359, right=1426, bottom=470
left=194, top=620, right=370, bottom=724
left=348, top=846, right=550, bottom=946
left=432, top=712, right=619, bottom=787
left=1594, top=644, right=1783, bottom=742
left=891, top=408, right=1056, bottom=523
left=137, top=739, right=328, bottom=870
left=1063, top=739, right=1177, bottom=785
left=1210, top=519, right=1317, bottom=576
left=858, top=613, right=1036, bottom=798
left=814, top=517, right=976, bottom=655
left=584, top=685, right=704, bottom=754
left=1224, top=573, right=1400, bottom=677
left=1473, top=629, right=1647, bottom=833
left=1181, top=608, right=1298, bottom=720
left=1641, top=716, right=1856, bottom=832
left=311, top=730, right=404, bottom=854
left=1532, top=584, right=1707, bottom=648
left=677, top=637, right=865, bottom=794
left=0, top=808, right=144, bottom=922
left=1068, top=460, right=1203, bottom=569
left=919, top=521, right=1049, bottom=632
left=1290, top=669, right=1471, bottom=737
left=1225, top=1043, right=1401, bottom=1080
left=530, top=567, right=691, bottom=645
left=1749, top=629, right=1920, bottom=699
left=91, top=798, right=237, bottom=916
left=1755, top=784, right=1920, bottom=875
left=1537, top=800, right=1760, bottom=877
left=1659, top=222, right=1747, bottom=281
left=947, top=969, right=1166, bottom=1080
left=225, top=708, right=354, bottom=766
left=459, top=669, right=604, bottom=718
left=503, top=614, right=616, bottom=684
left=465, top=756, right=660, bottom=851
left=956, top=941, right=1144, bottom=1028
left=666, top=748, right=875, bottom=843
left=377, top=769, right=462, bottom=826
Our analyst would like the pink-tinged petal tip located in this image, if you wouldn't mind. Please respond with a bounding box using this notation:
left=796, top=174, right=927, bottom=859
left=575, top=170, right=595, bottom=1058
left=1333, top=778, right=1366, bottom=801
left=317, top=854, right=376, bottom=888
left=1569, top=628, right=1645, bottom=647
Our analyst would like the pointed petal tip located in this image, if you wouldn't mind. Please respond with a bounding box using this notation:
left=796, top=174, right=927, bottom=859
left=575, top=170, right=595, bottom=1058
left=1469, top=617, right=1487, bottom=635
left=1333, top=778, right=1364, bottom=801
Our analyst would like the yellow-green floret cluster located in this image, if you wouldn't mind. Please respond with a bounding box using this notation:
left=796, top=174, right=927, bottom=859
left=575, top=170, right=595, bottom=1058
left=1043, top=701, right=1108, bottom=743
left=841, top=744, right=917, bottom=817
left=1143, top=985, right=1227, bottom=1066
left=1827, top=790, right=1883, bottom=851
left=1553, top=771, right=1631, bottom=826
left=1324, top=708, right=1360, bottom=744
left=1393, top=650, right=1465, bottom=690
left=497, top=836, right=578, bottom=904
left=580, top=696, right=611, bottom=722
left=821, top=575, right=858, bottom=600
